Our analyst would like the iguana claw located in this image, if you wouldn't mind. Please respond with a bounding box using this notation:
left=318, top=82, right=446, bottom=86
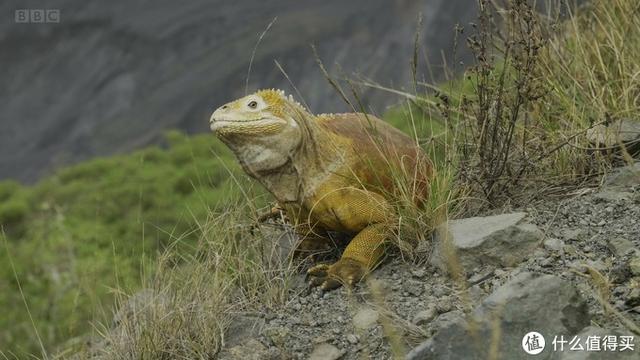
left=307, top=258, right=366, bottom=290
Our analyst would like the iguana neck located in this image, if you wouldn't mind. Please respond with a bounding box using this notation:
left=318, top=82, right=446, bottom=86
left=255, top=111, right=341, bottom=204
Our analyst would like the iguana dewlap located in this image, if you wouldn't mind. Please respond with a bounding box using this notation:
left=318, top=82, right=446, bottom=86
left=210, top=89, right=432, bottom=290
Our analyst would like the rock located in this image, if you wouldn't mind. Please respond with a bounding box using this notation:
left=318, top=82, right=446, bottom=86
left=593, top=190, right=633, bottom=202
left=412, top=305, right=438, bottom=326
left=309, top=343, right=345, bottom=360
left=264, top=327, right=290, bottom=348
left=630, top=255, right=640, bottom=276
left=544, top=237, right=564, bottom=252
left=407, top=272, right=591, bottom=360
left=224, top=315, right=266, bottom=348
left=467, top=267, right=494, bottom=285
left=430, top=212, right=544, bottom=273
left=586, top=119, right=640, bottom=156
left=257, top=225, right=299, bottom=270
left=607, top=237, right=636, bottom=257
left=558, top=326, right=638, bottom=360
left=352, top=307, right=379, bottom=330
left=626, top=288, right=640, bottom=307
left=411, top=269, right=427, bottom=278
left=346, top=334, right=359, bottom=344
left=604, top=162, right=640, bottom=188
left=220, top=338, right=277, bottom=360
left=427, top=310, right=465, bottom=334
left=435, top=298, right=453, bottom=314
left=562, top=229, right=584, bottom=241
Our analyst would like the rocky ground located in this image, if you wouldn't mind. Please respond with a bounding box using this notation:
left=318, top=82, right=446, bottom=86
left=220, top=162, right=640, bottom=360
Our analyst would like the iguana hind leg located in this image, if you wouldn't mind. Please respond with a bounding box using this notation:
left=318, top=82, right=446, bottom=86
left=306, top=188, right=392, bottom=290
left=307, top=223, right=387, bottom=290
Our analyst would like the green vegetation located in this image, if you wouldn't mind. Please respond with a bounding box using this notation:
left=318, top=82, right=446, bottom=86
left=0, top=131, right=256, bottom=356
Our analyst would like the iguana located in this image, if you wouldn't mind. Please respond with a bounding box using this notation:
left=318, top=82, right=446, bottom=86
left=209, top=89, right=432, bottom=290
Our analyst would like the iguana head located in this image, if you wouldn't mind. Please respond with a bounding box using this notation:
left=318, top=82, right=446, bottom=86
left=209, top=89, right=313, bottom=173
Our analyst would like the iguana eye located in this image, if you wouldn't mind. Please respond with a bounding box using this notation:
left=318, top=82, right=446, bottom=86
left=248, top=101, right=258, bottom=109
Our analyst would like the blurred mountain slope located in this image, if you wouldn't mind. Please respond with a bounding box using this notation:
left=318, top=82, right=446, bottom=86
left=0, top=0, right=477, bottom=182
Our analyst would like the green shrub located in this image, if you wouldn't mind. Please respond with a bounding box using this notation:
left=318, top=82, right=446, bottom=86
left=0, top=198, right=29, bottom=225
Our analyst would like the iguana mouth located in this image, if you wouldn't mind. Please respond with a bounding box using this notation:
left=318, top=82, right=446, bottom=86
left=210, top=117, right=285, bottom=132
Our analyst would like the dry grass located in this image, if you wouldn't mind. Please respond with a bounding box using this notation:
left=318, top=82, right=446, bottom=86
left=79, top=198, right=299, bottom=359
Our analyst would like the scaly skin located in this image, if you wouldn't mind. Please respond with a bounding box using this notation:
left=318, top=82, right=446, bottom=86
left=210, top=89, right=432, bottom=290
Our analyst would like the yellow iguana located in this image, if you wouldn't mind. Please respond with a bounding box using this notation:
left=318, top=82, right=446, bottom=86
left=209, top=89, right=432, bottom=290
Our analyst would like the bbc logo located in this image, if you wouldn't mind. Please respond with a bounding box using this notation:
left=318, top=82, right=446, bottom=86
left=15, top=9, right=60, bottom=23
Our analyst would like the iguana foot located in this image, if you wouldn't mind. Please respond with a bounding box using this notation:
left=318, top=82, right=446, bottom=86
left=307, top=258, right=366, bottom=290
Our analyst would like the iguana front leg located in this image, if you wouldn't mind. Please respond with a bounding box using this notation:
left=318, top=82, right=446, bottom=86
left=307, top=189, right=392, bottom=290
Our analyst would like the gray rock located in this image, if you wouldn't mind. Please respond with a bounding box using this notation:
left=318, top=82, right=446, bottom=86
left=630, top=255, right=640, bottom=276
left=558, top=326, right=637, bottom=360
left=264, top=327, right=290, bottom=348
left=309, top=343, right=345, bottom=360
left=430, top=213, right=544, bottom=273
left=352, top=307, right=379, bottom=330
left=219, top=339, right=281, bottom=360
left=257, top=225, right=299, bottom=270
left=412, top=305, right=438, bottom=326
left=427, top=310, right=465, bottom=334
left=562, top=229, right=584, bottom=241
left=224, top=315, right=266, bottom=348
left=544, top=237, right=565, bottom=252
left=411, top=269, right=427, bottom=278
left=607, top=237, right=636, bottom=257
left=593, top=190, right=633, bottom=202
left=604, top=162, right=640, bottom=188
left=407, top=272, right=591, bottom=360
left=586, top=119, right=640, bottom=156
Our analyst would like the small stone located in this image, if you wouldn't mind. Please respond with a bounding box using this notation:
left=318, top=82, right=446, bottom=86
left=352, top=307, right=379, bottom=330
left=607, top=237, right=635, bottom=257
left=540, top=257, right=553, bottom=267
left=411, top=269, right=426, bottom=278
left=331, top=328, right=341, bottom=335
left=562, top=229, right=583, bottom=241
left=308, top=343, right=345, bottom=360
left=265, top=327, right=289, bottom=348
left=594, top=190, right=633, bottom=202
left=432, top=286, right=447, bottom=297
left=467, top=267, right=494, bottom=285
left=406, top=280, right=424, bottom=296
left=543, top=237, right=564, bottom=252
left=346, top=334, right=358, bottom=344
left=604, top=161, right=640, bottom=188
left=630, top=256, right=640, bottom=276
left=435, top=299, right=452, bottom=313
left=412, top=305, right=438, bottom=326
left=625, top=288, right=640, bottom=307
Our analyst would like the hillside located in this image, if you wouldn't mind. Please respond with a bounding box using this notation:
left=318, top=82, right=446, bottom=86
left=0, top=0, right=477, bottom=183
